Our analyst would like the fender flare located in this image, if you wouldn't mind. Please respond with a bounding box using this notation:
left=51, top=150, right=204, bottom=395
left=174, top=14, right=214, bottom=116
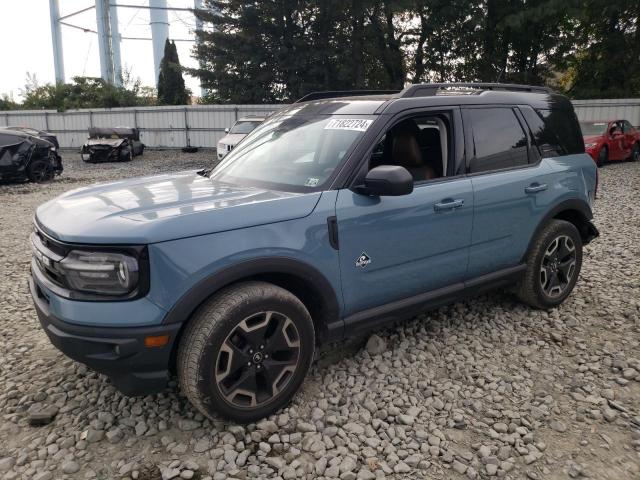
left=523, top=199, right=594, bottom=261
left=161, top=256, right=342, bottom=339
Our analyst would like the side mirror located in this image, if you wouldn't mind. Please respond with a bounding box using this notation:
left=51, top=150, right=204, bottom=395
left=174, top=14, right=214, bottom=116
left=224, top=128, right=230, bottom=134
left=355, top=165, right=413, bottom=196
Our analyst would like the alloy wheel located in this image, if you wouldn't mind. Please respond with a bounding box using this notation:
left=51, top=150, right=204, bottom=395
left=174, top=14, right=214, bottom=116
left=540, top=235, right=576, bottom=298
left=215, top=311, right=301, bottom=408
left=31, top=162, right=52, bottom=182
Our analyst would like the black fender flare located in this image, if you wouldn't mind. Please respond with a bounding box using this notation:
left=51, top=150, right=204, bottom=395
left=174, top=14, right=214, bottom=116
left=161, top=256, right=342, bottom=341
left=523, top=199, right=595, bottom=261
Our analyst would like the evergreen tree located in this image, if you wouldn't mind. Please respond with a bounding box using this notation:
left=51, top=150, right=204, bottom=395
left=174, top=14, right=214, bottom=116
left=157, top=40, right=191, bottom=105
left=189, top=0, right=639, bottom=102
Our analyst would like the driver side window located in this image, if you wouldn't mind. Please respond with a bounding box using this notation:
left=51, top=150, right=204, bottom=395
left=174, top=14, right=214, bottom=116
left=368, top=115, right=450, bottom=184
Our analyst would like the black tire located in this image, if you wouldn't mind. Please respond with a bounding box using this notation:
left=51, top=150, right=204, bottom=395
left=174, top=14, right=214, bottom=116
left=597, top=145, right=607, bottom=167
left=120, top=147, right=133, bottom=162
left=516, top=219, right=583, bottom=310
left=27, top=159, right=54, bottom=183
left=630, top=143, right=639, bottom=162
left=177, top=281, right=315, bottom=423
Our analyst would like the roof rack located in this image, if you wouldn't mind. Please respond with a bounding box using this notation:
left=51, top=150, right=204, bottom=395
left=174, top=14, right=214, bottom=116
left=295, top=90, right=401, bottom=103
left=399, top=83, right=552, bottom=98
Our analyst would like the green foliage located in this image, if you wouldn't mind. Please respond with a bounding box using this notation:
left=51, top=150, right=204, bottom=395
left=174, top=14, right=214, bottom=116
left=192, top=0, right=639, bottom=101
left=157, top=40, right=191, bottom=105
left=563, top=0, right=640, bottom=99
left=16, top=74, right=156, bottom=112
left=0, top=94, right=17, bottom=111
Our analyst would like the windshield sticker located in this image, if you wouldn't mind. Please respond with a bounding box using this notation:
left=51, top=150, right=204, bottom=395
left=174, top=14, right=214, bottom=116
left=324, top=119, right=373, bottom=132
left=305, top=177, right=320, bottom=187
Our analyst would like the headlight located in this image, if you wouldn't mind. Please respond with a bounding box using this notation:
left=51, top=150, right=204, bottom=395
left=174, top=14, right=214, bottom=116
left=584, top=143, right=597, bottom=148
left=58, top=250, right=139, bottom=296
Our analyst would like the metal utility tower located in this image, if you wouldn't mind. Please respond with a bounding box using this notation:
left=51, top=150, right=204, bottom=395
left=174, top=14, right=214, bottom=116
left=49, top=0, right=65, bottom=83
left=95, top=0, right=115, bottom=84
left=149, top=0, right=170, bottom=86
left=110, top=3, right=123, bottom=85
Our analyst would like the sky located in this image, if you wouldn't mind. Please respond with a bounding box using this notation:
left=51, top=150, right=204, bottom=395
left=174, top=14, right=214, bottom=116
left=0, top=0, right=201, bottom=100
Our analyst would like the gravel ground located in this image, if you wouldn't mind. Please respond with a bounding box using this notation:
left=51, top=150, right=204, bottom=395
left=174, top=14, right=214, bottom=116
left=0, top=150, right=639, bottom=480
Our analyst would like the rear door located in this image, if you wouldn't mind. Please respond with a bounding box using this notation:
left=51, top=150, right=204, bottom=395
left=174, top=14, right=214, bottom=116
left=463, top=106, right=558, bottom=277
left=623, top=121, right=637, bottom=157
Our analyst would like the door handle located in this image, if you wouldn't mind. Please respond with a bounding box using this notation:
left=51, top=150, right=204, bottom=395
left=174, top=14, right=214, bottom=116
left=434, top=198, right=464, bottom=211
left=525, top=183, right=548, bottom=194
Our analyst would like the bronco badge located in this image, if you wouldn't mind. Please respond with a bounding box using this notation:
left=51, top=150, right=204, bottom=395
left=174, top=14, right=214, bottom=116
left=355, top=252, right=371, bottom=268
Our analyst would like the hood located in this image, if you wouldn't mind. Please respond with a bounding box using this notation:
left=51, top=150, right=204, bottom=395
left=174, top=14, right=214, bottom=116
left=36, top=171, right=321, bottom=244
left=218, top=133, right=247, bottom=146
left=583, top=135, right=604, bottom=145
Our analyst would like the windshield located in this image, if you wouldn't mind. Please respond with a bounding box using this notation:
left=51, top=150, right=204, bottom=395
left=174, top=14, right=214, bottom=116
left=211, top=114, right=375, bottom=191
left=580, top=122, right=608, bottom=136
left=229, top=121, right=263, bottom=135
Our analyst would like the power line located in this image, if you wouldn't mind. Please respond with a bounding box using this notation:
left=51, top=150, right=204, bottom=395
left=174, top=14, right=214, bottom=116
left=110, top=3, right=194, bottom=12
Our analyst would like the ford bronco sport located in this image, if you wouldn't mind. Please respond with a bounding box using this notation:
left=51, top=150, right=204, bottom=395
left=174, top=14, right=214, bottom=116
left=29, top=83, right=599, bottom=422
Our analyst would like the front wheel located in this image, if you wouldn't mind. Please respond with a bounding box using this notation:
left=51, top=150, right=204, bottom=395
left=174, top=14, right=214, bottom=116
left=28, top=159, right=54, bottom=183
left=177, top=282, right=315, bottom=423
left=516, top=219, right=583, bottom=309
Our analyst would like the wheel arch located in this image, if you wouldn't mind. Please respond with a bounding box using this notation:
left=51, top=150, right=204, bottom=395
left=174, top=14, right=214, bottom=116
left=523, top=199, right=597, bottom=262
left=164, top=257, right=342, bottom=370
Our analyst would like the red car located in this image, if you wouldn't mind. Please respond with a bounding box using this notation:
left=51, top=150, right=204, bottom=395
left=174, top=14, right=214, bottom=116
left=580, top=119, right=640, bottom=167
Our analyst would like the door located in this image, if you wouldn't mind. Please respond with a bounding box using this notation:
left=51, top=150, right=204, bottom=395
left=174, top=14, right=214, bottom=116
left=335, top=180, right=473, bottom=316
left=335, top=110, right=472, bottom=316
left=463, top=106, right=559, bottom=277
left=608, top=121, right=626, bottom=160
left=622, top=121, right=636, bottom=158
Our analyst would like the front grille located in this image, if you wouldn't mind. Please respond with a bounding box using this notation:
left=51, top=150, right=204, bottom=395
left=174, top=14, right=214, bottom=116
left=31, top=226, right=69, bottom=288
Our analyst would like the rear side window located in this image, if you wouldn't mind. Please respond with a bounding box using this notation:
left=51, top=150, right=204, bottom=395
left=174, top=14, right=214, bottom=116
left=534, top=109, right=584, bottom=156
left=467, top=108, right=529, bottom=173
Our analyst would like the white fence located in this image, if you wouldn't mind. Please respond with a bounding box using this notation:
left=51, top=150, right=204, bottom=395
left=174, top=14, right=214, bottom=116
left=572, top=99, right=640, bottom=126
left=0, top=104, right=281, bottom=149
left=1, top=99, right=639, bottom=149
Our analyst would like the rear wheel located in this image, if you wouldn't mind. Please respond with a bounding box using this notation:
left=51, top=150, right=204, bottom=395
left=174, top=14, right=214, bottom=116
left=597, top=146, right=608, bottom=167
left=27, top=159, right=54, bottom=183
left=119, top=147, right=133, bottom=162
left=517, top=219, right=583, bottom=309
left=630, top=143, right=639, bottom=162
left=177, top=281, right=315, bottom=423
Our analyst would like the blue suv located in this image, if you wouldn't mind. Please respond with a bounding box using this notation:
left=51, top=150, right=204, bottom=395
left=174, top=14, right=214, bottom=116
left=29, top=83, right=599, bottom=422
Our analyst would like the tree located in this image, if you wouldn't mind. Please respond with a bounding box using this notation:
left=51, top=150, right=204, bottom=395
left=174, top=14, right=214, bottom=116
left=563, top=0, right=640, bottom=98
left=157, top=39, right=191, bottom=105
left=17, top=75, right=155, bottom=111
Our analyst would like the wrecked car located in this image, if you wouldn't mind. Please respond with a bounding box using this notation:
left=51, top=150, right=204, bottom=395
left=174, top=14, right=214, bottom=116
left=1, top=126, right=60, bottom=151
left=0, top=129, right=63, bottom=183
left=80, top=127, right=145, bottom=163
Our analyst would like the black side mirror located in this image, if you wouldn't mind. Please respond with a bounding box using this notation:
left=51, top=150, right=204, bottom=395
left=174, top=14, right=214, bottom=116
left=355, top=165, right=414, bottom=196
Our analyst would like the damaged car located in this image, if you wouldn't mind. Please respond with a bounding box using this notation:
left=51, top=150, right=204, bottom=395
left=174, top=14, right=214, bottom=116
left=0, top=129, right=63, bottom=183
left=80, top=127, right=145, bottom=163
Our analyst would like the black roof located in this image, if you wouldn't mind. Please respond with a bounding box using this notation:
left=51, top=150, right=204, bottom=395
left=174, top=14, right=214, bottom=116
left=0, top=128, right=53, bottom=148
left=285, top=83, right=573, bottom=116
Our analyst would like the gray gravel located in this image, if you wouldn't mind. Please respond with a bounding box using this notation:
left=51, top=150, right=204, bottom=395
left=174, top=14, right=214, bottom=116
left=0, top=151, right=639, bottom=479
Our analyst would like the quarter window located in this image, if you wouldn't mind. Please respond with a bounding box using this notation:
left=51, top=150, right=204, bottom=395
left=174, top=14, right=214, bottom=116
left=467, top=108, right=528, bottom=173
left=535, top=109, right=584, bottom=155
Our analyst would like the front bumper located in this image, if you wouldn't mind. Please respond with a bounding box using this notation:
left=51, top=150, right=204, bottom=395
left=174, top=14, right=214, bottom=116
left=28, top=274, right=181, bottom=395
